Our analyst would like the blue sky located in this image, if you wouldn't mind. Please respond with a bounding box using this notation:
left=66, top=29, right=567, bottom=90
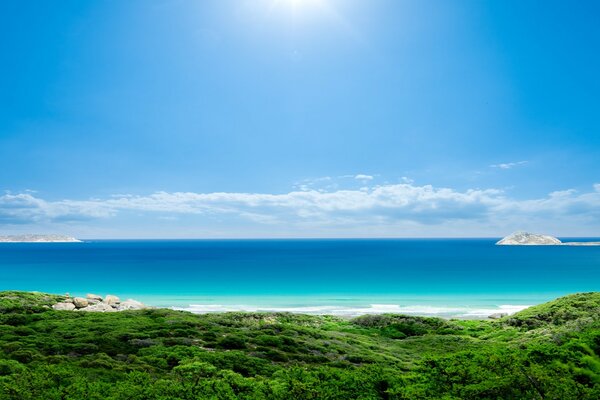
left=1, top=0, right=599, bottom=238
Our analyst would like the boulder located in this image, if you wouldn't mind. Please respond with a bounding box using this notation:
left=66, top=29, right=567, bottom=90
left=104, top=295, right=120, bottom=305
left=86, top=293, right=103, bottom=301
left=117, top=299, right=147, bottom=311
left=73, top=297, right=89, bottom=308
left=52, top=302, right=76, bottom=311
left=488, top=313, right=508, bottom=319
left=63, top=298, right=74, bottom=304
left=79, top=303, right=116, bottom=312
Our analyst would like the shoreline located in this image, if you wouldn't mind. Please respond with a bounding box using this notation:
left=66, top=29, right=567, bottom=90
left=171, top=302, right=531, bottom=319
left=36, top=291, right=554, bottom=319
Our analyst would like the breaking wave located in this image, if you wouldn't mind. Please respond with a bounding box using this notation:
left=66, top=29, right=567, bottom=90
left=174, top=303, right=531, bottom=318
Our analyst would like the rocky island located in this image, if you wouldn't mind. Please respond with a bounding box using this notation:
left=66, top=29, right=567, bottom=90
left=0, top=234, right=82, bottom=243
left=497, top=231, right=600, bottom=246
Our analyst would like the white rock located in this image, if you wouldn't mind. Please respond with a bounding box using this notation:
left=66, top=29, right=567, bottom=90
left=86, top=293, right=103, bottom=301
left=0, top=234, right=81, bottom=243
left=73, top=297, right=89, bottom=308
left=496, top=231, right=562, bottom=246
left=52, top=302, right=76, bottom=311
left=104, top=295, right=120, bottom=305
left=79, top=303, right=116, bottom=312
left=561, top=241, right=600, bottom=246
left=117, top=299, right=147, bottom=311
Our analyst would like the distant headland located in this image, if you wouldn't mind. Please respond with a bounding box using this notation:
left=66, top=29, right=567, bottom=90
left=497, top=231, right=600, bottom=246
left=0, top=234, right=82, bottom=243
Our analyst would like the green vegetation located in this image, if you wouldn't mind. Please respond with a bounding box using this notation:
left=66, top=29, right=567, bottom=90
left=0, top=291, right=599, bottom=399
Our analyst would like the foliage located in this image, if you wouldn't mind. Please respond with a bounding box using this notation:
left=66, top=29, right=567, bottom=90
left=0, top=291, right=598, bottom=399
left=505, top=292, right=600, bottom=328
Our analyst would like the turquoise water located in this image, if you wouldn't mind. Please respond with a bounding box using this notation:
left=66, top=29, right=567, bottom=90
left=1, top=239, right=599, bottom=318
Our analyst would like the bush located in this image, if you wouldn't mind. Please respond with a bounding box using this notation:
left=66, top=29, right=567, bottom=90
left=0, top=290, right=599, bottom=399
left=216, top=335, right=247, bottom=350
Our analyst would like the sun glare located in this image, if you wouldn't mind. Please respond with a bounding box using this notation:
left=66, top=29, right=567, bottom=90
left=271, top=0, right=324, bottom=12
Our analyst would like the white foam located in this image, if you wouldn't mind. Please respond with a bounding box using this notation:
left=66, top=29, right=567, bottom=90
left=174, top=303, right=533, bottom=319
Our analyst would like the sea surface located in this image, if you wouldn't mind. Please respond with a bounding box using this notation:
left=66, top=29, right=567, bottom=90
left=1, top=239, right=599, bottom=318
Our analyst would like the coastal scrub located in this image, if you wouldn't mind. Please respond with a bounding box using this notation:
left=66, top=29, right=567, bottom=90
left=0, top=291, right=598, bottom=399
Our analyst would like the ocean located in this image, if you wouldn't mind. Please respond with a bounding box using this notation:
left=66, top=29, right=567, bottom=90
left=1, top=239, right=599, bottom=318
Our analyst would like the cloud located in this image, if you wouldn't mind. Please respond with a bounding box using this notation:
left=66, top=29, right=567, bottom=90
left=2, top=183, right=600, bottom=235
left=490, top=161, right=528, bottom=169
left=0, top=193, right=113, bottom=224
left=293, top=176, right=333, bottom=191
left=294, top=174, right=377, bottom=191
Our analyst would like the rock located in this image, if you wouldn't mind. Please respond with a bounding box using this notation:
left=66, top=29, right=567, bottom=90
left=72, top=297, right=89, bottom=308
left=52, top=302, right=76, bottom=311
left=117, top=299, right=147, bottom=311
left=496, top=231, right=562, bottom=246
left=0, top=234, right=81, bottom=243
left=53, top=294, right=149, bottom=312
left=79, top=303, right=116, bottom=312
left=488, top=313, right=508, bottom=319
left=104, top=295, right=120, bottom=305
left=560, top=241, right=600, bottom=246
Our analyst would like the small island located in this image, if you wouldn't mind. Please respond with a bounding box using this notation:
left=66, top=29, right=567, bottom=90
left=497, top=231, right=600, bottom=246
left=0, top=234, right=82, bottom=243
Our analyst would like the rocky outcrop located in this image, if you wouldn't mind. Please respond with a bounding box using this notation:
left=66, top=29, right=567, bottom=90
left=561, top=241, right=600, bottom=246
left=79, top=303, right=116, bottom=312
left=0, top=234, right=81, bottom=243
left=52, top=302, right=76, bottom=311
left=52, top=293, right=149, bottom=313
left=117, top=299, right=145, bottom=311
left=496, top=231, right=600, bottom=246
left=496, top=232, right=562, bottom=245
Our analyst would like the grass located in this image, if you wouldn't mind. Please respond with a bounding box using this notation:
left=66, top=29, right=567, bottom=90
left=0, top=291, right=599, bottom=399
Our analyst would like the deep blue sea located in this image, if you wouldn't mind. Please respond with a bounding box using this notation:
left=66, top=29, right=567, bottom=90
left=1, top=239, right=599, bottom=318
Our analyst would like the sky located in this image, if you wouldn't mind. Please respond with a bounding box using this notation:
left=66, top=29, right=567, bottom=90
left=1, top=0, right=599, bottom=238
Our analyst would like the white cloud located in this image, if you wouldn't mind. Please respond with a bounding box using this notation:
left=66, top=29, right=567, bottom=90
left=490, top=161, right=528, bottom=170
left=293, top=176, right=333, bottom=191
left=2, top=183, right=600, bottom=236
left=294, top=174, right=377, bottom=191
left=0, top=193, right=114, bottom=224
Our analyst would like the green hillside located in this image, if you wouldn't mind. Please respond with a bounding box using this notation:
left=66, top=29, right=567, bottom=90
left=0, top=291, right=599, bottom=399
